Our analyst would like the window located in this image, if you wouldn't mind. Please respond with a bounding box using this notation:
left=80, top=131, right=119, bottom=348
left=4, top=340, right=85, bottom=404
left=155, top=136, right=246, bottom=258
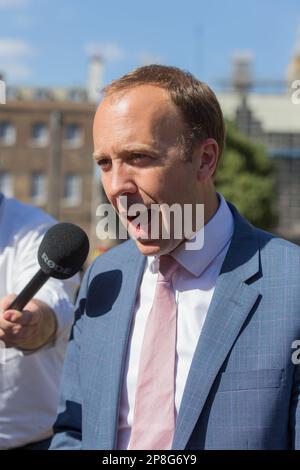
left=0, top=121, right=16, bottom=145
left=35, top=88, right=52, bottom=101
left=0, top=172, right=13, bottom=197
left=63, top=174, right=81, bottom=206
left=6, top=86, right=20, bottom=101
left=69, top=89, right=86, bottom=102
left=31, top=122, right=49, bottom=147
left=64, top=123, right=83, bottom=148
left=31, top=172, right=46, bottom=204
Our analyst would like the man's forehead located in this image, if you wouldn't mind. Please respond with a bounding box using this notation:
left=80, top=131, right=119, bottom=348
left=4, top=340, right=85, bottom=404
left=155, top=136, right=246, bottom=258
left=93, top=85, right=185, bottom=153
left=95, top=85, right=178, bottom=121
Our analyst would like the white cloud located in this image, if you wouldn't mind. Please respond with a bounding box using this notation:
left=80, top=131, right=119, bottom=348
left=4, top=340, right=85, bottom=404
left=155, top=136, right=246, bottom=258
left=0, top=38, right=34, bottom=58
left=0, top=38, right=34, bottom=82
left=0, top=62, right=32, bottom=81
left=85, top=42, right=126, bottom=62
left=0, top=0, right=31, bottom=8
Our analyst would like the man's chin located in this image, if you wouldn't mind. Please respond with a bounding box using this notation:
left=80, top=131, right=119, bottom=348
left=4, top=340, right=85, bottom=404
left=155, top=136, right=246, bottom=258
left=134, top=238, right=182, bottom=257
left=134, top=238, right=162, bottom=256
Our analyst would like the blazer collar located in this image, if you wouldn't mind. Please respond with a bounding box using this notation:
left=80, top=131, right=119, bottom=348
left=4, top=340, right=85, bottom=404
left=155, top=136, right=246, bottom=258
left=172, top=202, right=262, bottom=449
left=88, top=241, right=146, bottom=449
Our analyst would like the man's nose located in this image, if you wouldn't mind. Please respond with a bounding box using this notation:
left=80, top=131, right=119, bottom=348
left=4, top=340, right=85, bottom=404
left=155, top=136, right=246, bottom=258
left=108, top=166, right=137, bottom=200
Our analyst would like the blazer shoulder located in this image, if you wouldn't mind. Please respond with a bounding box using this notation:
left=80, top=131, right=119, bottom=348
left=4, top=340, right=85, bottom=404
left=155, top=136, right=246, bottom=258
left=87, top=239, right=142, bottom=278
left=255, top=227, right=300, bottom=278
left=256, top=227, right=300, bottom=255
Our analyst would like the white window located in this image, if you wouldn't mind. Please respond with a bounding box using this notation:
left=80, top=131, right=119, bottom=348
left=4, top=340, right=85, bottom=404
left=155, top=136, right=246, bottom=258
left=63, top=174, right=81, bottom=206
left=0, top=121, right=16, bottom=145
left=0, top=172, right=13, bottom=197
left=31, top=172, right=46, bottom=204
left=64, top=123, right=83, bottom=148
left=31, top=122, right=49, bottom=147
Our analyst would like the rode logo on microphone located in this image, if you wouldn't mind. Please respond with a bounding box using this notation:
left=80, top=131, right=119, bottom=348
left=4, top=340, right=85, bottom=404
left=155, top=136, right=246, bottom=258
left=41, top=252, right=72, bottom=275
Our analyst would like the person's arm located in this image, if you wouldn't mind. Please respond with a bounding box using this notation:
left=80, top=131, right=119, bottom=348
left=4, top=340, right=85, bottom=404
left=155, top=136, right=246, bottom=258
left=0, top=295, right=57, bottom=350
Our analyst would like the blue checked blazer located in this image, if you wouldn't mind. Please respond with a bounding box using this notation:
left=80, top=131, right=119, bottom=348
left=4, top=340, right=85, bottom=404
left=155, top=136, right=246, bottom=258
left=51, top=203, right=300, bottom=450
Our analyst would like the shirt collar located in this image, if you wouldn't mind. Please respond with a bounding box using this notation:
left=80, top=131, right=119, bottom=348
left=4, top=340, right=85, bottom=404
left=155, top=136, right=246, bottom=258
left=148, top=193, right=234, bottom=277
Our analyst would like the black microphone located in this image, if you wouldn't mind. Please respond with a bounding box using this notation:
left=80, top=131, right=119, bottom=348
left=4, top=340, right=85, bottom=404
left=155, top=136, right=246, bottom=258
left=8, top=222, right=90, bottom=312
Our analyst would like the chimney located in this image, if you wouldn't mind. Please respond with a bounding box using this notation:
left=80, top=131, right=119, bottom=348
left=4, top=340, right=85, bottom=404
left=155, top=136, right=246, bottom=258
left=87, top=55, right=103, bottom=104
left=231, top=51, right=254, bottom=92
left=0, top=72, right=6, bottom=105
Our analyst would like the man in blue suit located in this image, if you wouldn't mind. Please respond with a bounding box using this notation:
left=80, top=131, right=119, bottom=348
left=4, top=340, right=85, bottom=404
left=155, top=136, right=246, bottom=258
left=51, top=65, right=300, bottom=450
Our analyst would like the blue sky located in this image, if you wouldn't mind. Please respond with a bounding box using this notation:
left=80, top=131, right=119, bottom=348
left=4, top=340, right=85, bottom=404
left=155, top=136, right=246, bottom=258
left=0, top=0, right=300, bottom=90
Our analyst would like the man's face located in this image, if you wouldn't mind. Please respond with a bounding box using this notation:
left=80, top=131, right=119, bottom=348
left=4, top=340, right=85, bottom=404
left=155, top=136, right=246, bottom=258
left=93, top=84, right=201, bottom=256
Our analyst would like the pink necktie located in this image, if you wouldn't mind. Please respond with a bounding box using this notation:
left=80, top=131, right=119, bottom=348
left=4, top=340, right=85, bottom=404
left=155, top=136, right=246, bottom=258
left=129, top=255, right=179, bottom=450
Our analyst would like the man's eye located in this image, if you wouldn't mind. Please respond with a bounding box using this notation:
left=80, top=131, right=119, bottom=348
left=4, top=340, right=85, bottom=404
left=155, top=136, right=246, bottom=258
left=97, top=159, right=110, bottom=168
left=130, top=153, right=148, bottom=162
left=131, top=153, right=144, bottom=158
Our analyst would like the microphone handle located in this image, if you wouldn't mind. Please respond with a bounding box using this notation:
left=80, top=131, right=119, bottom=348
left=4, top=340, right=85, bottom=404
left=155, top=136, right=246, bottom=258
left=8, top=269, right=49, bottom=311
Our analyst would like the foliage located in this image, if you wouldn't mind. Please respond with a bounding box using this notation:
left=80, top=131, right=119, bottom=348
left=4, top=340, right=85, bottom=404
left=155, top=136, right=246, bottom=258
left=215, top=122, right=276, bottom=230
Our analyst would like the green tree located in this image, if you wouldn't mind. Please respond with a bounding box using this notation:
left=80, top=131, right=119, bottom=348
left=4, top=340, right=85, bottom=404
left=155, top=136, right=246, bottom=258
left=215, top=122, right=276, bottom=230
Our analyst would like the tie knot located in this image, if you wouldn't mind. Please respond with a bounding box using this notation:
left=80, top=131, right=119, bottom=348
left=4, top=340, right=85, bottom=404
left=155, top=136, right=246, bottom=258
left=158, top=255, right=179, bottom=282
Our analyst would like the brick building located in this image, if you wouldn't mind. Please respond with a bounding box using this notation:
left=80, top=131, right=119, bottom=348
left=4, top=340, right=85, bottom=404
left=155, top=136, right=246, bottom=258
left=0, top=57, right=107, bottom=254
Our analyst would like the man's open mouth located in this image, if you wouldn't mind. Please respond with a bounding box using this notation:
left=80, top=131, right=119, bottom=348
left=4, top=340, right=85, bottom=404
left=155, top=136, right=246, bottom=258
left=125, top=208, right=153, bottom=239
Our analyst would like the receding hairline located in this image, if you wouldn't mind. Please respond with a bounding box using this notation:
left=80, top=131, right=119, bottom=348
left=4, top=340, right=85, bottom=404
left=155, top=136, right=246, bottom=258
left=99, top=65, right=225, bottom=163
left=94, top=83, right=193, bottom=162
left=103, top=80, right=175, bottom=97
left=97, top=83, right=187, bottom=127
left=101, top=82, right=179, bottom=111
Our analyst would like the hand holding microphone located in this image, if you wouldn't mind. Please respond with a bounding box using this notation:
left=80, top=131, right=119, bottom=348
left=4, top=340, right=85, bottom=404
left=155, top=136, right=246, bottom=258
left=0, top=295, right=58, bottom=350
left=0, top=223, right=89, bottom=350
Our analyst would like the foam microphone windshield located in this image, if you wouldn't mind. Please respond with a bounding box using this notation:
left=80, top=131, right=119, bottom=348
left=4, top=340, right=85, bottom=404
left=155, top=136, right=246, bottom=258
left=7, top=222, right=90, bottom=312
left=38, top=222, right=90, bottom=279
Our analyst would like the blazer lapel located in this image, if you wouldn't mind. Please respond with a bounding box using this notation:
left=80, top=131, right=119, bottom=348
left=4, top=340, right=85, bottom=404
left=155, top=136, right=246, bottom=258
left=90, top=242, right=146, bottom=449
left=173, top=205, right=262, bottom=450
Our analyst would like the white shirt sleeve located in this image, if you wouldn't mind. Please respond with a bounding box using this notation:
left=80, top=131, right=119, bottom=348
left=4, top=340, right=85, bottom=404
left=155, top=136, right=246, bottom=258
left=3, top=201, right=80, bottom=337
left=0, top=195, right=82, bottom=448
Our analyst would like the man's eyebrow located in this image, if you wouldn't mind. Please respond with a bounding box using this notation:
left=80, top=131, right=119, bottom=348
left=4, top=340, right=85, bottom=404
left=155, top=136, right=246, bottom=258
left=124, top=144, right=163, bottom=158
left=93, top=151, right=108, bottom=159
left=122, top=143, right=158, bottom=153
left=93, top=144, right=161, bottom=159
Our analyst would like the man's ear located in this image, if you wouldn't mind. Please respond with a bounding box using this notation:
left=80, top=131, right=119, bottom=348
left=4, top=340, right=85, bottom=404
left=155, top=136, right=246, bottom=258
left=194, top=138, right=219, bottom=182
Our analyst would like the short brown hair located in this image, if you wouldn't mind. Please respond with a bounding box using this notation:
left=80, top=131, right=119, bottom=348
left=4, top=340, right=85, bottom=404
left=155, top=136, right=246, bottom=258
left=103, top=64, right=225, bottom=162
